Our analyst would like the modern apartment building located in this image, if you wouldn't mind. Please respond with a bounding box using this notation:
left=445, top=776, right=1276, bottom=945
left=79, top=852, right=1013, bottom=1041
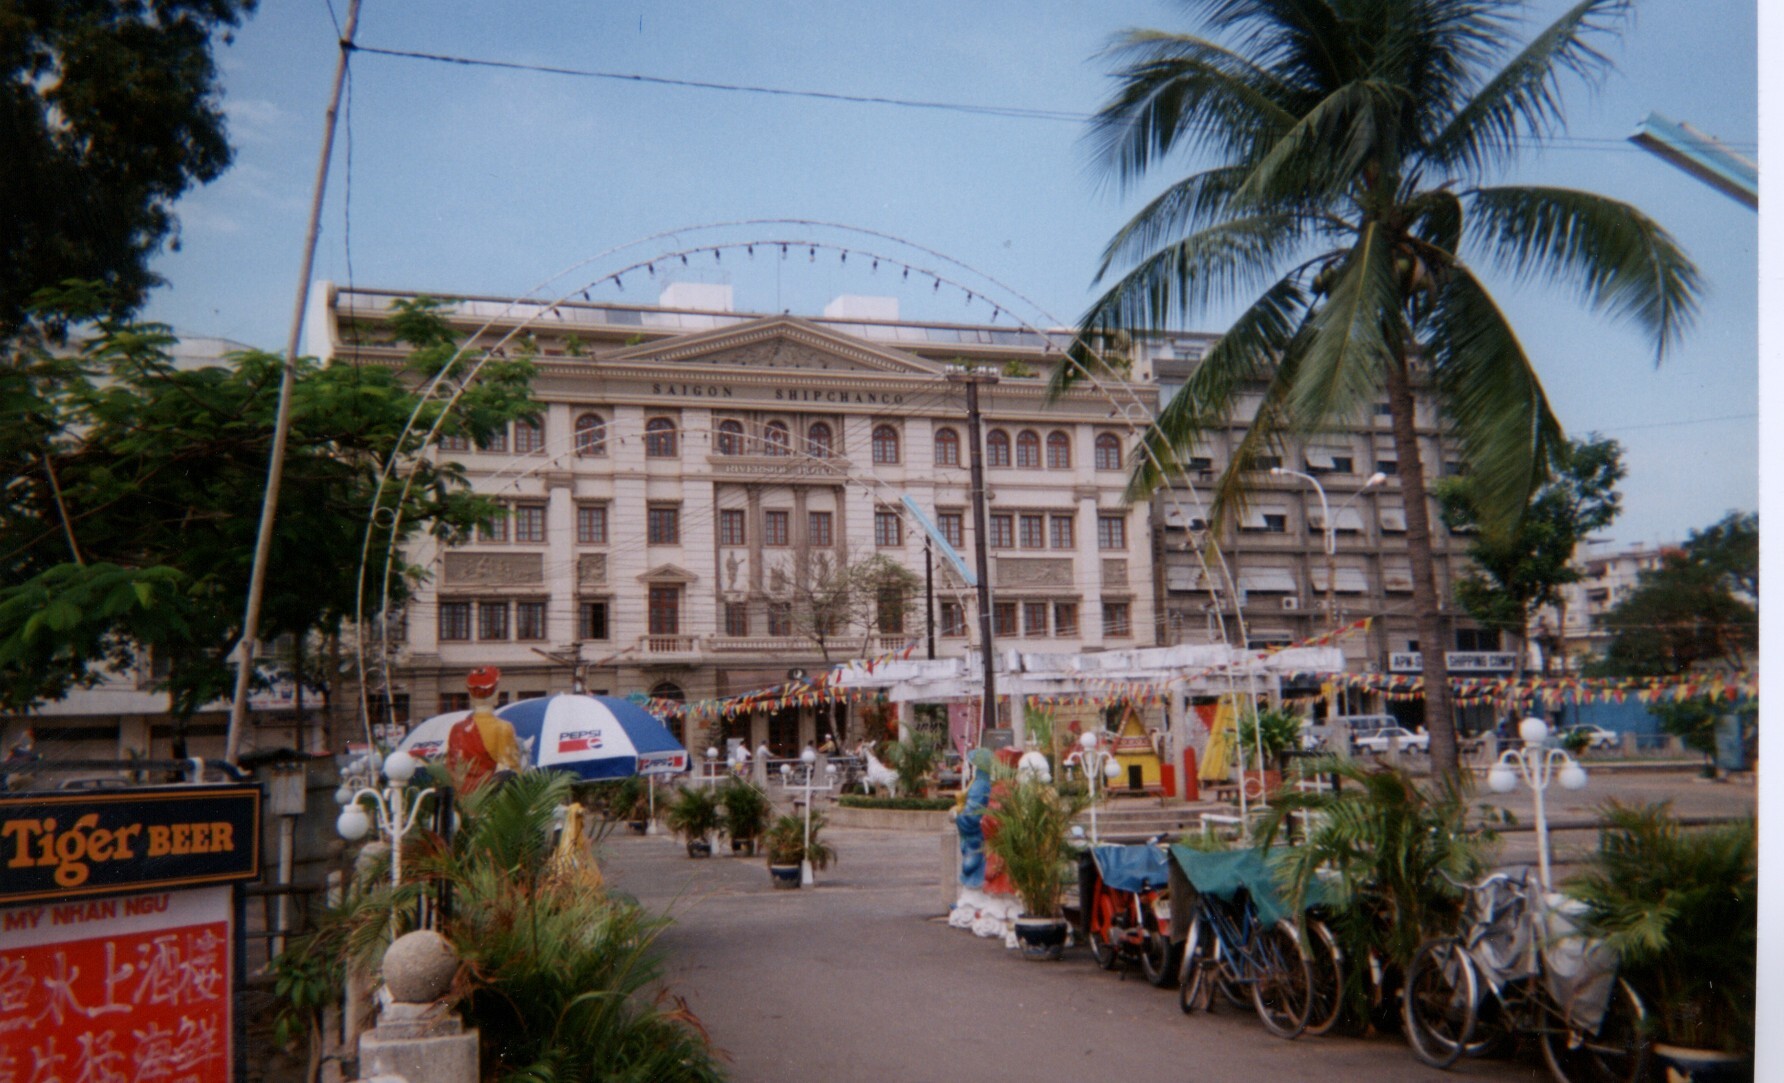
left=315, top=283, right=1159, bottom=753
left=1530, top=540, right=1676, bottom=673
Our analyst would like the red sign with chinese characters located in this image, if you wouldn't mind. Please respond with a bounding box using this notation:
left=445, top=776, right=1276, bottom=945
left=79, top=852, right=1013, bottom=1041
left=0, top=886, right=232, bottom=1082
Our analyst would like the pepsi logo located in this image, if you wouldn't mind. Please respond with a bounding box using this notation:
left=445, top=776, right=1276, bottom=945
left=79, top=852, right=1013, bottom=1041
left=556, top=729, right=603, bottom=753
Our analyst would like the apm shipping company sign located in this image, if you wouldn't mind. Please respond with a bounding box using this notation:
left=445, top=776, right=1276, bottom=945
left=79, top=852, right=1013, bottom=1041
left=1, top=785, right=260, bottom=1083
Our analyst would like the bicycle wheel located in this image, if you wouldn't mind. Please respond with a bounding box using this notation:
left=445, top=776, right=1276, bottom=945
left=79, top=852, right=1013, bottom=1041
left=1251, top=919, right=1314, bottom=1039
left=1088, top=888, right=1118, bottom=970
left=1140, top=926, right=1179, bottom=988
left=1178, top=913, right=1216, bottom=1013
left=1539, top=978, right=1649, bottom=1083
left=1303, top=918, right=1346, bottom=1037
left=1401, top=937, right=1479, bottom=1069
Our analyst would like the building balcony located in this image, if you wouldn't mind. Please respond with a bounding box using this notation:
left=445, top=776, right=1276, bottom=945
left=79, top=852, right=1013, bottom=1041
left=639, top=634, right=700, bottom=657
left=707, top=635, right=807, bottom=653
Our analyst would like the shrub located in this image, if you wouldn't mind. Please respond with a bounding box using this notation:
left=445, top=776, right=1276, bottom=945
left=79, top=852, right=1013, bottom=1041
left=718, top=777, right=771, bottom=841
left=663, top=785, right=721, bottom=843
left=982, top=777, right=1089, bottom=918
left=763, top=811, right=835, bottom=870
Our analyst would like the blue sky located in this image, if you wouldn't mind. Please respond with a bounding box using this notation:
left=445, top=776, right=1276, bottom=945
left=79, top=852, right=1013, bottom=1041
left=141, top=0, right=1759, bottom=549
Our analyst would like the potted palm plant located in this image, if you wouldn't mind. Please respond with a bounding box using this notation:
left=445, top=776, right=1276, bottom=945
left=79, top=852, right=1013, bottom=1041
left=982, top=776, right=1090, bottom=959
left=663, top=785, right=720, bottom=858
left=1570, top=802, right=1756, bottom=1078
left=1236, top=706, right=1302, bottom=798
left=718, top=778, right=770, bottom=856
left=763, top=812, right=835, bottom=889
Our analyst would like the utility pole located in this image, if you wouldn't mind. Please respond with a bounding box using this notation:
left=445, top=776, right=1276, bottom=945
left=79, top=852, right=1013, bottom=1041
left=946, top=366, right=998, bottom=747
left=924, top=538, right=936, bottom=661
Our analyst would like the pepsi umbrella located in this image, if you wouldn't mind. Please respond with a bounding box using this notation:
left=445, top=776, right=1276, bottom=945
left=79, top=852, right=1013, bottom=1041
left=497, top=694, right=689, bottom=780
left=392, top=709, right=472, bottom=761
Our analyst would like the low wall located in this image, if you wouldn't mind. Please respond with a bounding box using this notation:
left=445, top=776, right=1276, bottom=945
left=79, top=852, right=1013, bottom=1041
left=825, top=805, right=954, bottom=832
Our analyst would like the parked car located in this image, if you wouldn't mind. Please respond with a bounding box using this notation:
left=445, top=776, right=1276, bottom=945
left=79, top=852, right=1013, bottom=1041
left=1353, top=726, right=1430, bottom=755
left=1562, top=724, right=1619, bottom=751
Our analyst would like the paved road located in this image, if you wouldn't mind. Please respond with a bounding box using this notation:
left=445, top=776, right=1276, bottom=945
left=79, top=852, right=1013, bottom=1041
left=603, top=828, right=1539, bottom=1083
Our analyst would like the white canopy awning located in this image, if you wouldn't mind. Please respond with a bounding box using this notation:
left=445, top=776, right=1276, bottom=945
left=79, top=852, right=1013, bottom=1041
left=1308, top=505, right=1366, bottom=532
left=1379, top=505, right=1407, bottom=532
left=1238, top=568, right=1298, bottom=594
left=1309, top=566, right=1370, bottom=593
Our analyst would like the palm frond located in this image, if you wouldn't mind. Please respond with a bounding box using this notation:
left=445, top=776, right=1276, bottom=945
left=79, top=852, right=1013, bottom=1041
left=1286, top=220, right=1401, bottom=429
left=1466, top=184, right=1700, bottom=359
left=1237, top=78, right=1404, bottom=207
left=1425, top=264, right=1565, bottom=538
left=1094, top=165, right=1252, bottom=277
left=1428, top=0, right=1630, bottom=175
left=1087, top=29, right=1298, bottom=191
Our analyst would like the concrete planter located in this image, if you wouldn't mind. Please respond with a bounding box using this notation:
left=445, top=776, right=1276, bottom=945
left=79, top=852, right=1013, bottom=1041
left=826, top=805, right=952, bottom=831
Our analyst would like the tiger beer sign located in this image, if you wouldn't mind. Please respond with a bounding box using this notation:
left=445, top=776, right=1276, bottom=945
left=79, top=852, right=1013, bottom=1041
left=0, top=787, right=260, bottom=906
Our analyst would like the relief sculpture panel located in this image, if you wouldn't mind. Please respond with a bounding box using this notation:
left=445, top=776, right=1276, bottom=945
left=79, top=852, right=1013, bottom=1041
left=994, top=557, right=1073, bottom=589
left=577, top=553, right=608, bottom=588
left=444, top=551, right=544, bottom=586
left=1102, top=558, right=1129, bottom=585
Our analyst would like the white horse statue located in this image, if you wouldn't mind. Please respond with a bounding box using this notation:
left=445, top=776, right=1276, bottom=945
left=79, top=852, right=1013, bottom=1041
left=857, top=741, right=901, bottom=796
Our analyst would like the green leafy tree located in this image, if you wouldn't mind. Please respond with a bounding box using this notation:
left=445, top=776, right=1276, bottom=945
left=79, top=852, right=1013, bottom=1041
left=1595, top=513, right=1757, bottom=677
left=1060, top=0, right=1698, bottom=778
left=0, top=291, right=536, bottom=730
left=1436, top=435, right=1625, bottom=674
left=0, top=0, right=257, bottom=334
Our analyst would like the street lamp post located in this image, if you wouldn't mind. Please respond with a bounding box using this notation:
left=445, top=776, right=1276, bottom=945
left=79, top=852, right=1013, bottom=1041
left=1076, top=731, right=1123, bottom=845
left=704, top=746, right=721, bottom=790
left=1270, top=467, right=1388, bottom=625
left=782, top=747, right=835, bottom=885
left=335, top=749, right=438, bottom=889
left=1487, top=717, right=1587, bottom=891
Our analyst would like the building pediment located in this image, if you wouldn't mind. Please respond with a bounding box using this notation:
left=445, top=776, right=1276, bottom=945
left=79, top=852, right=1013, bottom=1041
left=599, top=316, right=941, bottom=377
left=637, top=563, right=700, bottom=584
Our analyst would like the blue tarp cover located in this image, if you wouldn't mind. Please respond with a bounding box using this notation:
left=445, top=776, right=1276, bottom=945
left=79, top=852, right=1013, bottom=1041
left=1090, top=843, right=1171, bottom=895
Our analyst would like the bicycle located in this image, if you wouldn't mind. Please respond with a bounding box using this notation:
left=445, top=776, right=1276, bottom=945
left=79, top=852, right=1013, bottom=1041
left=1171, top=847, right=1314, bottom=1039
left=1401, top=869, right=1647, bottom=1083
left=1081, top=841, right=1178, bottom=987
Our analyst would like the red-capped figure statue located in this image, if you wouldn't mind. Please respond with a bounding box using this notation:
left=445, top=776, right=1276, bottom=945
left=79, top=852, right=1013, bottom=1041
left=447, top=667, right=525, bottom=790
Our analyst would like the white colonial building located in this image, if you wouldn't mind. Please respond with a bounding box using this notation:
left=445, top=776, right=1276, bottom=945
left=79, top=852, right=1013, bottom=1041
left=315, top=283, right=1158, bottom=753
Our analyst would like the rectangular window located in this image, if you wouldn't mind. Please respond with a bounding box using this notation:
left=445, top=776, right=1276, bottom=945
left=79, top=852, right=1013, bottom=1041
left=513, top=504, right=546, bottom=543
left=516, top=600, right=548, bottom=640
left=993, top=602, right=1018, bottom=637
left=989, top=514, right=1014, bottom=549
left=874, top=509, right=903, bottom=547
left=1263, top=514, right=1288, bottom=533
left=514, top=419, right=545, bottom=455
left=1103, top=601, right=1132, bottom=637
left=579, top=601, right=609, bottom=640
left=764, top=509, right=790, bottom=547
left=1376, top=458, right=1399, bottom=476
left=1328, top=456, right=1354, bottom=474
left=478, top=601, right=510, bottom=641
left=1097, top=515, right=1127, bottom=550
left=1054, top=602, right=1079, bottom=637
left=1050, top=515, right=1075, bottom=549
left=767, top=602, right=793, bottom=637
left=938, top=511, right=964, bottom=550
left=808, top=511, right=834, bottom=547
left=648, top=504, right=681, bottom=545
left=940, top=601, right=967, bottom=637
left=1022, top=601, right=1049, bottom=637
left=439, top=433, right=470, bottom=452
left=877, top=589, right=906, bottom=634
left=1186, top=455, right=1214, bottom=472
left=724, top=603, right=749, bottom=637
left=576, top=505, right=608, bottom=545
left=648, top=586, right=680, bottom=635
left=481, top=426, right=508, bottom=453
left=719, top=509, right=747, bottom=547
left=1251, top=454, right=1281, bottom=471
left=439, top=601, right=471, bottom=641
left=479, top=510, right=508, bottom=543
left=438, top=692, right=471, bottom=713
left=1018, top=514, right=1045, bottom=549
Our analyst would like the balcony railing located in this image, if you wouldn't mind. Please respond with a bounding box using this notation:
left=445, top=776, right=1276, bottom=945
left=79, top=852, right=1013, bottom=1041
left=640, top=634, right=699, bottom=655
left=707, top=635, right=807, bottom=653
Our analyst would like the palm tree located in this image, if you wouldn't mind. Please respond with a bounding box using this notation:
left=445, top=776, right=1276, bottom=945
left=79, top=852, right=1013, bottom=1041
left=1065, top=0, right=1698, bottom=777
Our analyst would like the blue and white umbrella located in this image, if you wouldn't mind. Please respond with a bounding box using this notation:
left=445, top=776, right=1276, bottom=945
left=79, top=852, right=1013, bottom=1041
left=497, top=694, right=689, bottom=780
left=393, top=709, right=472, bottom=761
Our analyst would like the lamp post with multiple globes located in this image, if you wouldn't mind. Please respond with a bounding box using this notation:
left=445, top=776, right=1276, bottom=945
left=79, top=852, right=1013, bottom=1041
left=334, top=749, right=438, bottom=889
left=1077, top=731, right=1123, bottom=845
left=1487, top=716, right=1588, bottom=891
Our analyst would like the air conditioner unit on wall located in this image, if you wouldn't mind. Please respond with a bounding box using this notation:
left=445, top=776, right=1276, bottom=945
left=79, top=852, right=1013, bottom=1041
left=1281, top=596, right=1300, bottom=611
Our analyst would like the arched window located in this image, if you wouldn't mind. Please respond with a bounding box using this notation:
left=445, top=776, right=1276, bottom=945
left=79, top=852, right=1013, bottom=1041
left=1094, top=433, right=1122, bottom=471
left=986, top=429, right=1011, bottom=468
left=764, top=420, right=791, bottom=456
left=645, top=417, right=678, bottom=458
left=934, top=427, right=960, bottom=466
left=806, top=422, right=833, bottom=458
left=872, top=425, right=900, bottom=465
left=1046, top=431, right=1071, bottom=470
left=649, top=680, right=684, bottom=703
left=574, top=414, right=607, bottom=457
left=1015, top=430, right=1041, bottom=469
left=716, top=419, right=744, bottom=456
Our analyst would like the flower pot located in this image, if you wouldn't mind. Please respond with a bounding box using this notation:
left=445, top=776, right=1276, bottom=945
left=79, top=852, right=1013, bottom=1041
left=686, top=838, right=712, bottom=858
left=1013, top=916, right=1069, bottom=961
left=1652, top=1044, right=1750, bottom=1082
left=731, top=837, right=756, bottom=856
left=628, top=820, right=648, bottom=835
left=768, top=863, right=801, bottom=889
